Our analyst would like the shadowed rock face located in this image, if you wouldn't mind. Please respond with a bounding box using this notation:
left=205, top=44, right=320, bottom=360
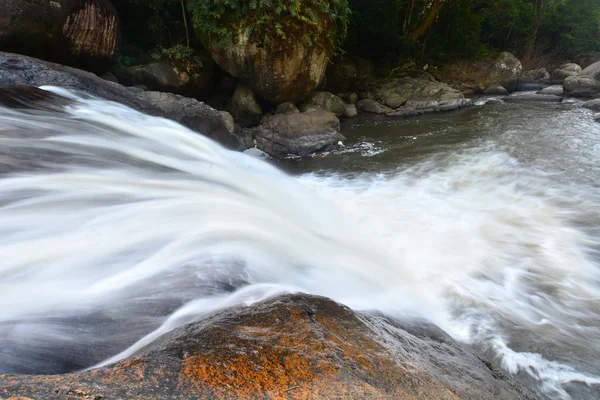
left=0, top=294, right=537, bottom=399
left=0, top=0, right=120, bottom=73
left=0, top=52, right=244, bottom=150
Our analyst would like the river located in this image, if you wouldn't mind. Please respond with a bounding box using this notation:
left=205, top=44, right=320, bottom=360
left=1, top=88, right=600, bottom=399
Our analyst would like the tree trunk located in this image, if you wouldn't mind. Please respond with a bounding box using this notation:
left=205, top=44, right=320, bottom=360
left=181, top=0, right=190, bottom=47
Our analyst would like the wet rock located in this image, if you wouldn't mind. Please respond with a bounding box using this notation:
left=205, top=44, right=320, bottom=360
left=524, top=68, right=550, bottom=82
left=504, top=94, right=563, bottom=103
left=299, top=91, right=346, bottom=117
left=344, top=104, right=358, bottom=118
left=0, top=294, right=536, bottom=400
left=374, top=77, right=465, bottom=109
left=247, top=110, right=343, bottom=158
left=564, top=61, right=600, bottom=98
left=228, top=83, right=262, bottom=128
left=0, top=52, right=244, bottom=149
left=551, top=63, right=582, bottom=84
left=582, top=99, right=600, bottom=111
left=537, top=85, right=563, bottom=95
left=485, top=52, right=522, bottom=92
left=485, top=98, right=505, bottom=105
left=275, top=102, right=300, bottom=115
left=517, top=77, right=546, bottom=91
left=114, top=62, right=190, bottom=93
left=385, top=98, right=472, bottom=118
left=218, top=111, right=235, bottom=136
left=101, top=71, right=118, bottom=83
left=243, top=147, right=270, bottom=159
left=0, top=0, right=120, bottom=73
left=484, top=84, right=509, bottom=95
left=356, top=99, right=393, bottom=114
left=0, top=85, right=75, bottom=113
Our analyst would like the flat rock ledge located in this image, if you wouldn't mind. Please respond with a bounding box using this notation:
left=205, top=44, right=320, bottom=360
left=0, top=294, right=537, bottom=400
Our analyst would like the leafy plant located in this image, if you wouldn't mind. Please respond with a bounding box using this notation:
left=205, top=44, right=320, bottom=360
left=187, top=0, right=350, bottom=52
left=151, top=44, right=203, bottom=74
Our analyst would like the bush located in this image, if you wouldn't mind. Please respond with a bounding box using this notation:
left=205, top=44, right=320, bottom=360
left=151, top=44, right=203, bottom=74
left=188, top=0, right=350, bottom=51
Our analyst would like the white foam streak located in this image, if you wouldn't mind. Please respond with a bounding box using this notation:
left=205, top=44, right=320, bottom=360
left=1, top=88, right=600, bottom=398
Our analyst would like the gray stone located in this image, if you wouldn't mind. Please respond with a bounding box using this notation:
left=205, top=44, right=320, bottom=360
left=485, top=99, right=504, bottom=105
left=564, top=61, right=600, bottom=98
left=0, top=52, right=244, bottom=150
left=344, top=104, right=358, bottom=118
left=504, top=94, right=563, bottom=103
left=356, top=99, right=392, bottom=114
left=247, top=110, right=344, bottom=158
left=228, top=83, right=262, bottom=127
left=484, top=84, right=509, bottom=95
left=385, top=98, right=472, bottom=118
left=551, top=63, right=582, bottom=84
left=218, top=111, right=235, bottom=135
left=101, top=71, right=119, bottom=83
left=485, top=52, right=522, bottom=92
left=582, top=99, right=600, bottom=111
left=537, top=85, right=563, bottom=95
left=115, top=62, right=190, bottom=93
left=243, top=147, right=270, bottom=159
left=299, top=91, right=347, bottom=117
left=524, top=68, right=550, bottom=81
left=275, top=102, right=300, bottom=114
left=374, top=77, right=464, bottom=109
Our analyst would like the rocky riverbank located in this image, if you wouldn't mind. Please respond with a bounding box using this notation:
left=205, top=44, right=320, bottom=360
left=0, top=293, right=537, bottom=400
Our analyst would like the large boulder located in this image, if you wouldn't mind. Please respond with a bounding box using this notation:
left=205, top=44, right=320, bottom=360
left=0, top=294, right=536, bottom=399
left=551, top=63, right=582, bottom=83
left=0, top=0, right=120, bottom=73
left=537, top=85, right=563, bottom=95
left=299, top=91, right=347, bottom=117
left=114, top=62, right=190, bottom=93
left=484, top=52, right=522, bottom=92
left=484, top=84, right=509, bottom=95
left=247, top=111, right=344, bottom=158
left=374, top=77, right=465, bottom=109
left=0, top=52, right=243, bottom=149
left=228, top=83, right=262, bottom=127
left=564, top=61, right=600, bottom=98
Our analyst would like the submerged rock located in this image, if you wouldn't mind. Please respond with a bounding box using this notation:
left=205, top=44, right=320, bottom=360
left=0, top=294, right=536, bottom=399
left=582, top=98, right=600, bottom=111
left=0, top=85, right=75, bottom=113
left=484, top=84, right=509, bottom=95
left=0, top=52, right=243, bottom=150
left=247, top=111, right=344, bottom=158
left=504, top=94, right=563, bottom=103
left=537, top=85, right=563, bottom=96
left=564, top=61, right=600, bottom=98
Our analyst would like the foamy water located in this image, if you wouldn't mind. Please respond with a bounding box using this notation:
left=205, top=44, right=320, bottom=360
left=1, top=88, right=600, bottom=399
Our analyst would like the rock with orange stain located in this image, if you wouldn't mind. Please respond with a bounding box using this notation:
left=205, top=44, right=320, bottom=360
left=0, top=294, right=537, bottom=399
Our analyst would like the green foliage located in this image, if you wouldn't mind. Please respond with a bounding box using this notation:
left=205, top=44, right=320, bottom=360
left=187, top=0, right=350, bottom=51
left=151, top=44, right=204, bottom=74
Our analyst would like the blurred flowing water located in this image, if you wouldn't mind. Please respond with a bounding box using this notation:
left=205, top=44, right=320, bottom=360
left=1, top=88, right=600, bottom=399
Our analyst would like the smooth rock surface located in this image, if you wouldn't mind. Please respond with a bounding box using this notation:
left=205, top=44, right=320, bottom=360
left=504, top=94, right=563, bottom=103
left=537, top=85, right=563, bottom=95
left=484, top=84, right=509, bottom=95
left=0, top=52, right=243, bottom=149
left=564, top=61, right=600, bottom=98
left=582, top=98, right=600, bottom=111
left=247, top=111, right=344, bottom=158
left=228, top=83, right=262, bottom=127
left=517, top=77, right=546, bottom=91
left=299, top=91, right=347, bottom=117
left=485, top=52, right=522, bottom=92
left=0, top=294, right=536, bottom=400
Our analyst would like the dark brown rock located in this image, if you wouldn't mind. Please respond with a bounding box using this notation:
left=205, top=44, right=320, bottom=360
left=0, top=294, right=537, bottom=400
left=0, top=0, right=120, bottom=73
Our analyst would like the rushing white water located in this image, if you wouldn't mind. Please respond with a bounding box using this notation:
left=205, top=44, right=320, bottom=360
left=1, top=87, right=600, bottom=399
